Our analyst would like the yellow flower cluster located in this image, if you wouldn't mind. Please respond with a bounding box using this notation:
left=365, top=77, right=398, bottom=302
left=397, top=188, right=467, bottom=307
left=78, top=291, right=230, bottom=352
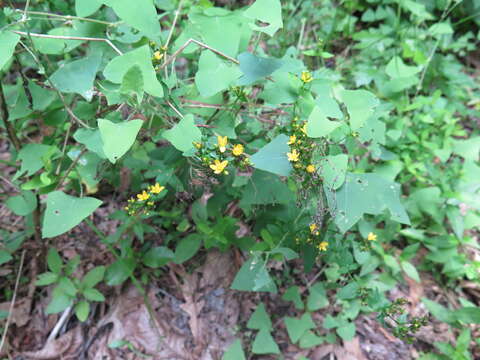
left=286, top=118, right=316, bottom=175
left=124, top=182, right=165, bottom=216
left=300, top=70, right=313, bottom=83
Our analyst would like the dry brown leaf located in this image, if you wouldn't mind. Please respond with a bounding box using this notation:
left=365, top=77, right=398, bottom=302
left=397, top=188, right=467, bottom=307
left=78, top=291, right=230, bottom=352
left=21, top=327, right=83, bottom=360
left=343, top=337, right=368, bottom=360
left=0, top=297, right=32, bottom=327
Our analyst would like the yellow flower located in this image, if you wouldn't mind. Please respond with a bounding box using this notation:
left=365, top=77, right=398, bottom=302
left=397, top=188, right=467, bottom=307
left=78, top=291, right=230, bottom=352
left=306, top=164, right=315, bottom=173
left=367, top=232, right=377, bottom=241
left=318, top=241, right=328, bottom=251
left=310, top=223, right=319, bottom=235
left=193, top=142, right=202, bottom=149
left=217, top=136, right=228, bottom=153
left=153, top=51, right=163, bottom=61
left=288, top=135, right=297, bottom=145
left=232, top=144, right=244, bottom=156
left=300, top=124, right=307, bottom=135
left=147, top=201, right=154, bottom=206
left=150, top=182, right=165, bottom=194
left=301, top=70, right=313, bottom=83
left=137, top=190, right=150, bottom=201
left=287, top=149, right=300, bottom=162
left=209, top=159, right=229, bottom=174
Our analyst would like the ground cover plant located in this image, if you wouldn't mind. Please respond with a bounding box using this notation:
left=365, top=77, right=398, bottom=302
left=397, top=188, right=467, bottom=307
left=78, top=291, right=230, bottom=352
left=0, top=0, right=479, bottom=358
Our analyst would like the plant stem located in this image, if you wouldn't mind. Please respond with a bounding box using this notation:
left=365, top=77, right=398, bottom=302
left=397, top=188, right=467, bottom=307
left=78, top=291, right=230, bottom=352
left=0, top=83, right=21, bottom=151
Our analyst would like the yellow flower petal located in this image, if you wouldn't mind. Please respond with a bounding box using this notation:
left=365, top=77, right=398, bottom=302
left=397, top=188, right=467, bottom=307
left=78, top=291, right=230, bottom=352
left=287, top=149, right=300, bottom=162
left=367, top=232, right=377, bottom=241
left=232, top=144, right=244, bottom=156
left=217, top=136, right=228, bottom=153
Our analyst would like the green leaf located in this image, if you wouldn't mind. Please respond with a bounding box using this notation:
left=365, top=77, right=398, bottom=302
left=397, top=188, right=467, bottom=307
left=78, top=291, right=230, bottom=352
left=75, top=0, right=103, bottom=17
left=81, top=266, right=105, bottom=288
left=318, top=154, right=348, bottom=190
left=247, top=303, right=272, bottom=330
left=336, top=322, right=356, bottom=341
left=307, top=282, right=328, bottom=311
left=337, top=89, right=379, bottom=131
left=142, top=246, right=174, bottom=268
left=15, top=144, right=56, bottom=178
left=174, top=234, right=202, bottom=264
left=222, top=339, right=246, bottom=360
left=75, top=300, right=90, bottom=322
left=385, top=56, right=422, bottom=79
left=243, top=0, right=283, bottom=37
left=0, top=31, right=20, bottom=71
left=250, top=134, right=292, bottom=176
left=401, top=261, right=420, bottom=283
left=284, top=313, right=316, bottom=343
left=57, top=277, right=78, bottom=297
left=42, top=191, right=102, bottom=238
left=73, top=128, right=106, bottom=159
left=231, top=256, right=277, bottom=293
left=6, top=190, right=37, bottom=216
left=195, top=51, right=241, bottom=97
left=336, top=282, right=359, bottom=300
left=282, top=286, right=304, bottom=310
left=260, top=71, right=301, bottom=105
left=119, top=65, right=144, bottom=102
left=299, top=331, right=324, bottom=349
left=47, top=248, right=63, bottom=274
left=98, top=119, right=143, bottom=163
left=453, top=307, right=480, bottom=324
left=422, top=298, right=454, bottom=324
left=239, top=170, right=295, bottom=207
left=428, top=22, right=454, bottom=37
left=251, top=328, right=280, bottom=355
left=270, top=247, right=298, bottom=261
left=237, top=52, right=283, bottom=85
left=103, top=0, right=161, bottom=37
left=326, top=173, right=410, bottom=233
left=36, top=272, right=59, bottom=286
left=162, top=114, right=202, bottom=154
left=83, top=288, right=106, bottom=302
left=103, top=45, right=163, bottom=98
left=46, top=293, right=73, bottom=314
left=306, top=106, right=342, bottom=138
left=105, top=258, right=136, bottom=286
left=0, top=251, right=13, bottom=266
left=50, top=52, right=102, bottom=101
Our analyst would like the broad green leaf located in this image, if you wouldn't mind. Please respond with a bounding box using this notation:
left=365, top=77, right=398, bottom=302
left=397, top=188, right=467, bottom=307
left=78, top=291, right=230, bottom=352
left=337, top=282, right=359, bottom=300
left=282, top=286, right=304, bottom=310
left=318, top=154, right=348, bottom=190
left=428, top=22, right=454, bottom=37
left=32, top=26, right=87, bottom=54
left=284, top=313, right=316, bottom=343
left=15, top=144, right=56, bottom=179
left=337, top=89, right=379, bottom=131
left=270, top=247, right=298, bottom=260
left=105, top=258, right=136, bottom=285
left=46, top=293, right=72, bottom=314
left=47, top=248, right=63, bottom=274
left=336, top=322, right=356, bottom=341
left=73, top=128, right=106, bottom=159
left=401, top=261, right=420, bottom=283
left=103, top=45, right=163, bottom=97
left=247, top=303, right=272, bottom=331
left=195, top=51, right=241, bottom=97
left=0, top=31, right=20, bottom=71
left=75, top=300, right=90, bottom=322
left=103, top=0, right=161, bottom=37
left=231, top=256, right=277, bottom=293
left=306, top=106, right=341, bottom=138
left=83, top=288, right=105, bottom=302
left=75, top=0, right=103, bottom=17
left=453, top=307, right=480, bottom=324
left=50, top=52, right=102, bottom=101
left=385, top=56, right=422, bottom=79
left=36, top=272, right=59, bottom=286
left=6, top=190, right=37, bottom=216
left=251, top=328, right=280, bottom=355
left=0, top=251, right=12, bottom=266
left=222, top=339, right=246, bottom=360
left=42, top=191, right=102, bottom=238
left=452, top=137, right=480, bottom=162
left=98, top=119, right=143, bottom=163
left=5, top=81, right=32, bottom=121
left=326, top=173, right=410, bottom=233
left=28, top=80, right=56, bottom=111
left=174, top=234, right=202, bottom=264
left=239, top=170, right=295, bottom=207
left=422, top=297, right=455, bottom=324
left=162, top=114, right=202, bottom=154
left=260, top=71, right=301, bottom=105
left=399, top=0, right=433, bottom=20
left=237, top=52, right=283, bottom=85
left=119, top=65, right=144, bottom=102
left=244, top=0, right=283, bottom=37
left=307, top=282, right=328, bottom=311
left=142, top=246, right=174, bottom=268
left=81, top=266, right=105, bottom=288
left=299, top=331, right=324, bottom=349
left=250, top=134, right=292, bottom=176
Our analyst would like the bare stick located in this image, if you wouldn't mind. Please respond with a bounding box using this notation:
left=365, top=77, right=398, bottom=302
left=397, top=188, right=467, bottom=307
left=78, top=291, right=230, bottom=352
left=55, top=148, right=87, bottom=190
left=0, top=83, right=21, bottom=151
left=164, top=0, right=184, bottom=49
left=16, top=9, right=117, bottom=27
left=159, top=38, right=239, bottom=70
left=12, top=31, right=123, bottom=55
left=0, top=250, right=26, bottom=353
left=47, top=305, right=72, bottom=342
left=166, top=100, right=184, bottom=118
left=21, top=0, right=31, bottom=22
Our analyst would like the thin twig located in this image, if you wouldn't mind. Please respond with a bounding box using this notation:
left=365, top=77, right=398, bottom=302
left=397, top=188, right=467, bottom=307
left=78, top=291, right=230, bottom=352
left=12, top=31, right=123, bottom=55
left=15, top=9, right=117, bottom=26
left=0, top=83, right=21, bottom=151
left=0, top=249, right=26, bottom=353
left=55, top=148, right=88, bottom=190
left=47, top=305, right=72, bottom=342
left=159, top=38, right=239, bottom=70
left=164, top=0, right=184, bottom=49
left=21, top=0, right=31, bottom=22
left=166, top=100, right=184, bottom=118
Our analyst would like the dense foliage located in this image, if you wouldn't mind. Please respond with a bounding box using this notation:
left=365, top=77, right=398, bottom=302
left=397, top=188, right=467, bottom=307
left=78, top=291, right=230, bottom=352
left=1, top=0, right=480, bottom=358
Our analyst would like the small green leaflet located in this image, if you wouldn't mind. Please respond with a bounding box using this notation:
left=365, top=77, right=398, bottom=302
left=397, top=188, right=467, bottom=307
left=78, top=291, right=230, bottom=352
left=284, top=313, right=316, bottom=343
left=251, top=328, right=280, bottom=354
left=195, top=51, right=241, bottom=97
left=162, top=114, right=202, bottom=154
left=244, top=0, right=283, bottom=37
left=98, top=119, right=143, bottom=163
left=327, top=173, right=410, bottom=233
left=103, top=45, right=163, bottom=98
left=247, top=303, right=272, bottom=330
left=120, top=65, right=144, bottom=103
left=337, top=89, right=379, bottom=131
left=14, top=144, right=57, bottom=180
left=306, top=106, right=341, bottom=138
left=318, top=154, right=348, bottom=190
left=6, top=190, right=37, bottom=216
left=102, top=0, right=161, bottom=38
left=75, top=0, right=103, bottom=17
left=42, top=191, right=102, bottom=238
left=222, top=339, right=246, bottom=360
left=0, top=31, right=20, bottom=71
left=50, top=52, right=102, bottom=101
left=73, top=128, right=107, bottom=159
left=231, top=256, right=277, bottom=293
left=237, top=52, right=283, bottom=85
left=250, top=134, right=292, bottom=176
